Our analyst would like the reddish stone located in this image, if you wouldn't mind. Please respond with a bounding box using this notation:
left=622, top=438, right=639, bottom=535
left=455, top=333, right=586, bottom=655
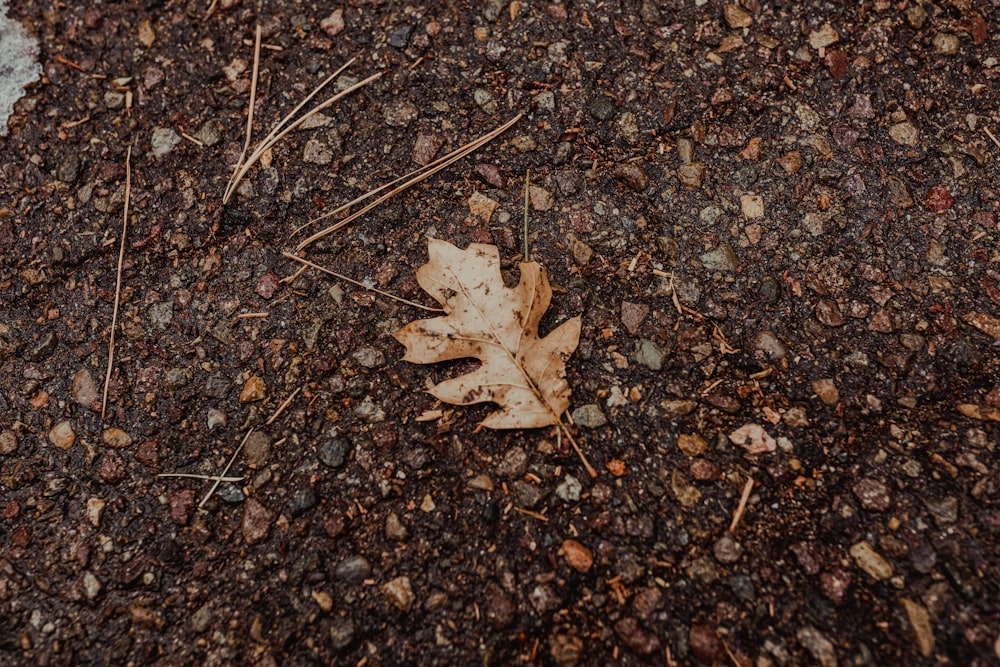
left=925, top=186, right=954, bottom=212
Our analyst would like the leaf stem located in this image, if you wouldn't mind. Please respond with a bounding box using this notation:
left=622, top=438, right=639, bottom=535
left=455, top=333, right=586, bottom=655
left=523, top=168, right=531, bottom=261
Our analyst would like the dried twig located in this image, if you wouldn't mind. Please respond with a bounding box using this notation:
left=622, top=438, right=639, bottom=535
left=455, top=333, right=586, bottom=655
left=296, top=113, right=523, bottom=251
left=223, top=57, right=381, bottom=203
left=729, top=476, right=755, bottom=532
left=101, top=146, right=132, bottom=419
left=282, top=252, right=443, bottom=312
left=523, top=168, right=531, bottom=260
left=560, top=423, right=597, bottom=478
left=157, top=473, right=244, bottom=482
left=265, top=387, right=302, bottom=426
left=199, top=428, right=254, bottom=508
left=984, top=126, right=1000, bottom=151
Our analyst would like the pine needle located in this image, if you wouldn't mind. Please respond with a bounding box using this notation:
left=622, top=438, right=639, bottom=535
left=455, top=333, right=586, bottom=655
left=223, top=55, right=381, bottom=203
left=101, top=145, right=132, bottom=419
left=282, top=252, right=443, bottom=312
left=295, top=113, right=523, bottom=251
left=199, top=428, right=254, bottom=509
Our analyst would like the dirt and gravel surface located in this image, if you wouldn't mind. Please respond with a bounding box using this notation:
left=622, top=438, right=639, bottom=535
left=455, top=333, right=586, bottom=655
left=2, top=0, right=999, bottom=665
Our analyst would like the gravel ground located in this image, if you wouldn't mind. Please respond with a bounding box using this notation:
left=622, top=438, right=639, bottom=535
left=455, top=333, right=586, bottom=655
left=1, top=0, right=999, bottom=665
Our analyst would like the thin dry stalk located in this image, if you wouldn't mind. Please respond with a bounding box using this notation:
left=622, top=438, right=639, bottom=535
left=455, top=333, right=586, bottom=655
left=101, top=146, right=132, bottom=419
left=296, top=113, right=523, bottom=251
left=561, top=423, right=598, bottom=478
left=200, top=428, right=254, bottom=508
left=157, top=473, right=244, bottom=482
left=265, top=386, right=301, bottom=426
left=223, top=62, right=380, bottom=203
left=984, top=126, right=1000, bottom=150
left=729, top=476, right=755, bottom=532
left=282, top=252, right=442, bottom=312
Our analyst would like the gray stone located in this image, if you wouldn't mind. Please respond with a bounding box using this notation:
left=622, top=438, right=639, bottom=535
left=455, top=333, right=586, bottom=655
left=571, top=404, right=607, bottom=428
left=632, top=339, right=667, bottom=371
left=329, top=616, right=355, bottom=650
left=473, top=89, right=497, bottom=114
left=195, top=120, right=223, bottom=147
left=713, top=534, right=743, bottom=563
left=384, top=100, right=419, bottom=127
left=71, top=368, right=99, bottom=406
left=382, top=512, right=408, bottom=541
left=700, top=244, right=738, bottom=271
left=924, top=496, right=958, bottom=526
left=497, top=446, right=528, bottom=478
left=244, top=431, right=272, bottom=468
left=319, top=437, right=351, bottom=468
left=797, top=626, right=838, bottom=667
left=151, top=127, right=181, bottom=158
left=335, top=556, right=372, bottom=582
left=555, top=475, right=582, bottom=502
left=352, top=346, right=385, bottom=368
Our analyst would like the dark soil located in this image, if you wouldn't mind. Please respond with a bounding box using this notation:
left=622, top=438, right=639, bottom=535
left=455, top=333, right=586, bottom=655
left=2, top=0, right=999, bottom=665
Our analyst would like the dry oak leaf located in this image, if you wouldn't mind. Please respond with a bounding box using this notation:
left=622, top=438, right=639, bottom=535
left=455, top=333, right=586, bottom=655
left=393, top=238, right=581, bottom=429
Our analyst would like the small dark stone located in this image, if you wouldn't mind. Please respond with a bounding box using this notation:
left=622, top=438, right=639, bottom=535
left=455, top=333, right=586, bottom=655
left=30, top=331, right=58, bottom=360
left=689, top=624, right=726, bottom=664
left=589, top=97, right=615, bottom=121
left=202, top=373, right=232, bottom=399
left=289, top=487, right=318, bottom=517
left=388, top=25, right=413, bottom=48
left=614, top=617, right=661, bottom=656
left=319, top=438, right=351, bottom=468
left=329, top=616, right=355, bottom=651
left=334, top=555, right=372, bottom=583
left=98, top=451, right=127, bottom=484
left=613, top=162, right=650, bottom=191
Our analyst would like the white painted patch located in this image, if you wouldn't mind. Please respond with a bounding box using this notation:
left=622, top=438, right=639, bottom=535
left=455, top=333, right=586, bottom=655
left=0, top=0, right=40, bottom=136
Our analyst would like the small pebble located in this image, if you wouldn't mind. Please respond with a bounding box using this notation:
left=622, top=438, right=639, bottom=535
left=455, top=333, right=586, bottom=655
left=700, top=244, right=738, bottom=271
left=555, top=475, right=582, bottom=502
left=352, top=346, right=385, bottom=369
left=853, top=478, right=891, bottom=511
left=150, top=127, right=181, bottom=158
left=889, top=122, right=920, bottom=147
left=797, top=626, right=838, bottom=667
left=620, top=302, right=649, bottom=335
left=677, top=162, right=707, bottom=187
left=571, top=404, right=607, bottom=428
left=614, top=617, right=660, bottom=656
left=811, top=378, right=840, bottom=406
left=932, top=33, right=959, bottom=56
left=740, top=194, right=764, bottom=218
left=239, top=376, right=267, bottom=403
left=723, top=4, right=752, bottom=29
left=49, top=421, right=76, bottom=450
left=329, top=616, right=355, bottom=650
left=289, top=487, right=317, bottom=517
left=335, top=555, right=372, bottom=582
left=85, top=497, right=106, bottom=528
left=689, top=624, right=726, bottom=664
left=82, top=572, right=102, bottom=600
left=901, top=598, right=935, bottom=657
left=381, top=576, right=415, bottom=612
left=632, top=339, right=666, bottom=371
left=713, top=533, right=742, bottom=563
left=319, top=437, right=351, bottom=468
left=561, top=539, right=593, bottom=572
left=0, top=430, right=18, bottom=455
left=102, top=428, right=133, bottom=449
left=242, top=498, right=275, bottom=545
left=384, top=100, right=419, bottom=127
left=677, top=433, right=708, bottom=456
left=613, top=163, right=649, bottom=191
left=244, top=431, right=272, bottom=468
left=385, top=512, right=409, bottom=541
left=850, top=540, right=893, bottom=580
left=71, top=368, right=99, bottom=406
